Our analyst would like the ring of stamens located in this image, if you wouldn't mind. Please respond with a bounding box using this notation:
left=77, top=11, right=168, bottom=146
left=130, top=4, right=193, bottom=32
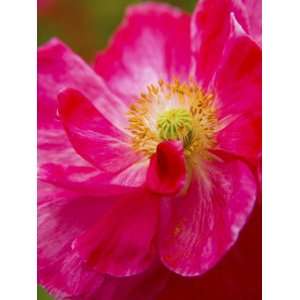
left=127, top=79, right=218, bottom=160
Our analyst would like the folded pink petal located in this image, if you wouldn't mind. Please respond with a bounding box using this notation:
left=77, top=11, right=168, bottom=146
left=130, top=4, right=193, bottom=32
left=38, top=38, right=128, bottom=131
left=191, top=0, right=232, bottom=88
left=73, top=189, right=160, bottom=277
left=159, top=151, right=257, bottom=276
left=58, top=88, right=140, bottom=173
left=146, top=141, right=186, bottom=195
left=94, top=3, right=191, bottom=105
left=213, top=16, right=261, bottom=163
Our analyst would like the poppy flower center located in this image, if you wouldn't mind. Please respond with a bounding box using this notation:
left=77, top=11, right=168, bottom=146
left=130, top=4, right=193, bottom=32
left=157, top=108, right=193, bottom=140
left=128, top=79, right=218, bottom=160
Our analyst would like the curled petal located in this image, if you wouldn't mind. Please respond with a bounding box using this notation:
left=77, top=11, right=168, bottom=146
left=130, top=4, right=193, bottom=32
left=58, top=88, right=140, bottom=173
left=146, top=141, right=186, bottom=195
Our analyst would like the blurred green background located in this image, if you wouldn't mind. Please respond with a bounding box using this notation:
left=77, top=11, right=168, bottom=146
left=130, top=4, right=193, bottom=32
left=38, top=0, right=196, bottom=299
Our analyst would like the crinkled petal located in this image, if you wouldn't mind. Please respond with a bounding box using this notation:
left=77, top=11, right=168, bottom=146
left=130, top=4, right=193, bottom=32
left=73, top=189, right=160, bottom=277
left=94, top=3, right=191, bottom=105
left=38, top=38, right=128, bottom=131
left=214, top=16, right=262, bottom=162
left=191, top=0, right=232, bottom=88
left=146, top=141, right=186, bottom=195
left=58, top=88, right=140, bottom=173
left=159, top=151, right=257, bottom=276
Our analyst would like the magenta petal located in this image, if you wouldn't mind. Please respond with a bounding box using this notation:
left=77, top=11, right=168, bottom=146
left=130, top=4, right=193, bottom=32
left=73, top=189, right=160, bottom=277
left=111, top=159, right=149, bottom=188
left=146, top=141, right=186, bottom=195
left=191, top=0, right=232, bottom=88
left=215, top=16, right=262, bottom=117
left=159, top=152, right=257, bottom=276
left=58, top=88, right=140, bottom=173
left=38, top=117, right=108, bottom=194
left=94, top=3, right=191, bottom=105
left=38, top=39, right=104, bottom=187
left=38, top=38, right=128, bottom=131
left=214, top=16, right=261, bottom=162
left=156, top=203, right=261, bottom=300
left=217, top=112, right=261, bottom=165
left=38, top=181, right=109, bottom=298
left=233, top=0, right=262, bottom=45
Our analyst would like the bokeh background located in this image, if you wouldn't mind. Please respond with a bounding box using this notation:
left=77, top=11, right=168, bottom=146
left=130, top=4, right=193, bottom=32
left=38, top=0, right=196, bottom=299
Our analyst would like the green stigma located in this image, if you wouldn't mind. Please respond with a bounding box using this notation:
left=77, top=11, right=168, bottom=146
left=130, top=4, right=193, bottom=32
left=157, top=108, right=193, bottom=140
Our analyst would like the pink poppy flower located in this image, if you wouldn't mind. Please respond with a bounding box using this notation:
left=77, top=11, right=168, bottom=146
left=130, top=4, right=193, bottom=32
left=38, top=0, right=261, bottom=299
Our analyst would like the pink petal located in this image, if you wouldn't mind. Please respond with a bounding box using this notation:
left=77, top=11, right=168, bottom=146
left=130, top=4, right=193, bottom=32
left=146, top=141, right=186, bottom=195
left=111, top=159, right=149, bottom=188
left=38, top=126, right=105, bottom=191
left=217, top=112, right=261, bottom=165
left=214, top=16, right=261, bottom=116
left=233, top=0, right=262, bottom=45
left=214, top=17, right=262, bottom=162
left=157, top=203, right=261, bottom=300
left=38, top=39, right=104, bottom=187
left=159, top=151, right=257, bottom=276
left=94, top=3, right=191, bottom=105
left=191, top=0, right=232, bottom=88
left=38, top=181, right=108, bottom=298
left=58, top=88, right=140, bottom=173
left=73, top=189, right=160, bottom=277
left=38, top=38, right=128, bottom=131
